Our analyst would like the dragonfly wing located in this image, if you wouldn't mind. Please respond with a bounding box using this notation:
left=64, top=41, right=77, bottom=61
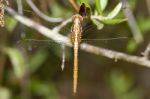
left=82, top=37, right=129, bottom=42
left=16, top=38, right=72, bottom=70
left=81, top=37, right=129, bottom=50
left=16, top=39, right=70, bottom=50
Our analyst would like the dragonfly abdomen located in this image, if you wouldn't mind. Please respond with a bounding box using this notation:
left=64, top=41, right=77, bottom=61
left=73, top=42, right=79, bottom=94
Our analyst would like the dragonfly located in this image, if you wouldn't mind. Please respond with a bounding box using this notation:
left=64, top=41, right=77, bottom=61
left=17, top=3, right=128, bottom=95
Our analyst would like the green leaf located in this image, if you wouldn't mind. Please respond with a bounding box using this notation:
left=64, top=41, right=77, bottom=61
left=95, top=0, right=102, bottom=14
left=127, top=39, right=138, bottom=53
left=100, top=0, right=108, bottom=11
left=107, top=2, right=122, bottom=19
left=102, top=18, right=127, bottom=25
left=5, top=16, right=17, bottom=32
left=138, top=17, right=150, bottom=33
left=95, top=0, right=108, bottom=14
left=92, top=19, right=104, bottom=30
left=29, top=49, right=48, bottom=73
left=4, top=47, right=26, bottom=79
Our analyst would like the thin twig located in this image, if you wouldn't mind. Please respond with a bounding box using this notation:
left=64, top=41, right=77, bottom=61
left=68, top=0, right=79, bottom=12
left=6, top=7, right=150, bottom=68
left=26, top=0, right=64, bottom=22
left=142, top=42, right=150, bottom=59
left=16, top=0, right=23, bottom=15
left=123, top=1, right=143, bottom=44
left=6, top=7, right=70, bottom=45
left=16, top=0, right=25, bottom=38
left=53, top=18, right=72, bottom=32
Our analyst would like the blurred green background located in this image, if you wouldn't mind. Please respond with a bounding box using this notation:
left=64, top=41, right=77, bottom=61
left=0, top=0, right=150, bottom=99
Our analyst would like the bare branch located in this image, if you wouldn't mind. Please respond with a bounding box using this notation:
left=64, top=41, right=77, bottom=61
left=142, top=42, right=150, bottom=58
left=16, top=0, right=23, bottom=15
left=25, top=0, right=64, bottom=22
left=68, top=0, right=79, bottom=12
left=81, top=43, right=150, bottom=67
left=53, top=18, right=72, bottom=32
left=6, top=7, right=150, bottom=68
left=16, top=0, right=26, bottom=39
left=123, top=1, right=143, bottom=44
left=6, top=7, right=70, bottom=45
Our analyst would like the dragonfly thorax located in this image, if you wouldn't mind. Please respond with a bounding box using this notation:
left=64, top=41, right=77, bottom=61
left=70, top=14, right=83, bottom=46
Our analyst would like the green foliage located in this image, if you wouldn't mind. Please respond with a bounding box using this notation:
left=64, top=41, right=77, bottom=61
left=31, top=79, right=58, bottom=99
left=101, top=18, right=127, bottom=25
left=5, top=16, right=17, bottom=32
left=127, top=40, right=138, bottom=53
left=109, top=70, right=144, bottom=99
left=138, top=16, right=150, bottom=33
left=92, top=19, right=104, bottom=30
left=96, top=0, right=108, bottom=13
left=107, top=2, right=122, bottom=19
left=93, top=1, right=125, bottom=29
left=4, top=47, right=26, bottom=80
left=29, top=49, right=48, bottom=73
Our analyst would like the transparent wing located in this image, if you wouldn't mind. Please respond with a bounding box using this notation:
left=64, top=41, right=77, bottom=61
left=82, top=36, right=129, bottom=50
left=16, top=38, right=71, bottom=70
left=16, top=35, right=129, bottom=71
left=16, top=36, right=129, bottom=52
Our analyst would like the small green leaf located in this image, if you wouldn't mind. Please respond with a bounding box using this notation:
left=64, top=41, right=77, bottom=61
left=4, top=47, right=26, bottom=79
left=92, top=19, right=104, bottom=30
left=102, top=18, right=127, bottom=25
left=138, top=17, right=150, bottom=33
left=95, top=0, right=102, bottom=14
left=95, top=0, right=108, bottom=14
left=127, top=39, right=138, bottom=53
left=107, top=2, right=122, bottom=19
left=29, top=49, right=48, bottom=73
left=100, top=0, right=108, bottom=11
left=5, top=16, right=17, bottom=32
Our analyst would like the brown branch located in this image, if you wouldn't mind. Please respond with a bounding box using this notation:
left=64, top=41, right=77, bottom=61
left=26, top=0, right=64, bottom=22
left=123, top=1, right=143, bottom=44
left=68, top=0, right=79, bottom=12
left=81, top=43, right=150, bottom=67
left=6, top=7, right=150, bottom=68
left=142, top=42, right=150, bottom=59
